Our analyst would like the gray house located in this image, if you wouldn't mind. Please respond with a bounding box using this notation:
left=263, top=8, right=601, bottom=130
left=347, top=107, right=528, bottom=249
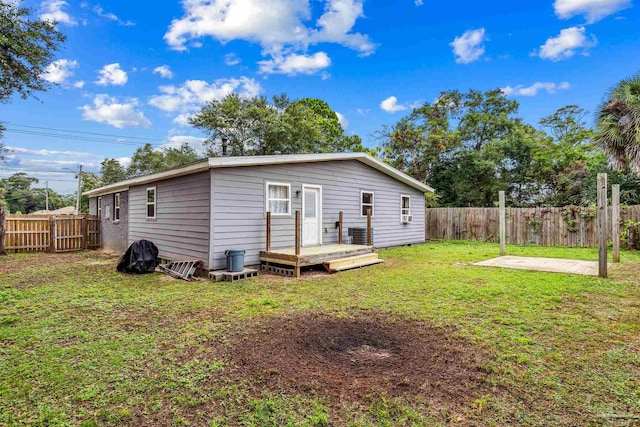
left=85, top=153, right=433, bottom=273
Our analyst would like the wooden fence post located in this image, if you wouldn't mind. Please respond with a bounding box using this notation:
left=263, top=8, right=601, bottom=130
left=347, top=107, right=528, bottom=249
left=266, top=211, right=271, bottom=252
left=83, top=215, right=88, bottom=250
left=338, top=211, right=343, bottom=245
left=0, top=206, right=5, bottom=256
left=597, top=173, right=608, bottom=278
left=366, top=209, right=372, bottom=246
left=499, top=191, right=506, bottom=256
left=49, top=216, right=56, bottom=253
left=612, top=184, right=620, bottom=263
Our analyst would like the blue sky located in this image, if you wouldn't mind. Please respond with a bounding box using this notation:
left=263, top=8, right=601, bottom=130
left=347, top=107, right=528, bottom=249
left=2, top=0, right=639, bottom=193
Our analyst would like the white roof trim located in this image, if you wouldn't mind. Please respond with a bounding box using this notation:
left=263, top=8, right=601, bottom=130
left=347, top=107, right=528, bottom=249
left=83, top=153, right=434, bottom=197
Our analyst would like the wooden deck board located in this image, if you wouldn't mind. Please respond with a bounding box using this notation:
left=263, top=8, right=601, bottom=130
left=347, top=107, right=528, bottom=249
left=260, top=244, right=374, bottom=267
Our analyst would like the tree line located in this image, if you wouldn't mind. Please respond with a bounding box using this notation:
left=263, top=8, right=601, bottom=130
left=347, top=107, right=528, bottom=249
left=1, top=2, right=639, bottom=212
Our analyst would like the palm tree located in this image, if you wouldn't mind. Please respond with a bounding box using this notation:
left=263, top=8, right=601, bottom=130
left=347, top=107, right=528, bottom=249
left=594, top=72, right=640, bottom=173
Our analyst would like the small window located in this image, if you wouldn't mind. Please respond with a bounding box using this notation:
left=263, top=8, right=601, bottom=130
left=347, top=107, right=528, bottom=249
left=266, top=182, right=291, bottom=216
left=401, top=195, right=411, bottom=217
left=114, top=193, right=121, bottom=221
left=97, top=197, right=102, bottom=219
left=146, top=187, right=156, bottom=219
left=361, top=191, right=374, bottom=217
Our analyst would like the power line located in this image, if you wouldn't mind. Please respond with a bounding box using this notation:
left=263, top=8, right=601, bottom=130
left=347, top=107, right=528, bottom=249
left=4, top=122, right=206, bottom=148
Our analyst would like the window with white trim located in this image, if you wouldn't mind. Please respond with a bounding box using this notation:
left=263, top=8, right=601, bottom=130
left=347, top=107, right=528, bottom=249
left=146, top=187, right=156, bottom=219
left=361, top=191, right=374, bottom=217
left=97, top=197, right=102, bottom=219
left=114, top=193, right=121, bottom=221
left=265, top=182, right=291, bottom=215
left=401, top=195, right=411, bottom=216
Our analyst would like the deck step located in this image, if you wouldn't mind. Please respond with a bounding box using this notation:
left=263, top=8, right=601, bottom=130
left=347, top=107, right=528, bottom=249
left=324, top=253, right=383, bottom=272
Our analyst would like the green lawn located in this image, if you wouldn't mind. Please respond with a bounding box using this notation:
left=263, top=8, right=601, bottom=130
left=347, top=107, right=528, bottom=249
left=1, top=241, right=639, bottom=426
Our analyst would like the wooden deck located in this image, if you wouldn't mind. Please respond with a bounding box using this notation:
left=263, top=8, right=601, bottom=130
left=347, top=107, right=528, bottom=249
left=260, top=244, right=374, bottom=275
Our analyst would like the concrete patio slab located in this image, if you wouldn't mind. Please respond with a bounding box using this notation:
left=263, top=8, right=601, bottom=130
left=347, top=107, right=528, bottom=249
left=474, top=256, right=603, bottom=276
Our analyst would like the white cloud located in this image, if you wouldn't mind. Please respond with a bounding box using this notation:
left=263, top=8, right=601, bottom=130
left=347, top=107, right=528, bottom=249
left=73, top=80, right=85, bottom=88
left=450, top=28, right=487, bottom=64
left=173, top=113, right=193, bottom=127
left=7, top=147, right=94, bottom=158
left=380, top=96, right=408, bottom=114
left=148, top=77, right=262, bottom=115
left=80, top=94, right=151, bottom=128
left=41, top=59, right=78, bottom=84
left=93, top=4, right=135, bottom=26
left=336, top=112, right=348, bottom=130
left=224, top=53, right=241, bottom=66
left=501, top=81, right=571, bottom=97
left=538, top=26, right=597, bottom=61
left=116, top=157, right=132, bottom=168
left=96, top=63, right=128, bottom=86
left=258, top=51, right=331, bottom=75
left=164, top=0, right=376, bottom=69
left=162, top=135, right=208, bottom=155
left=415, top=0, right=424, bottom=5
left=39, top=0, right=77, bottom=26
left=153, top=65, right=174, bottom=79
left=356, top=108, right=369, bottom=116
left=554, top=0, right=631, bottom=23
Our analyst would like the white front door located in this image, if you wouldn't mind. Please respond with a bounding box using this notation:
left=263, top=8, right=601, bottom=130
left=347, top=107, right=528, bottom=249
left=302, top=186, right=321, bottom=246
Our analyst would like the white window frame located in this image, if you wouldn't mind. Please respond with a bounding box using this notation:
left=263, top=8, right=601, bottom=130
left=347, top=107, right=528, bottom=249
left=97, top=197, right=102, bottom=219
left=401, top=194, right=411, bottom=220
left=360, top=190, right=375, bottom=217
left=265, top=181, right=291, bottom=216
left=113, top=193, right=121, bottom=222
left=146, top=187, right=156, bottom=220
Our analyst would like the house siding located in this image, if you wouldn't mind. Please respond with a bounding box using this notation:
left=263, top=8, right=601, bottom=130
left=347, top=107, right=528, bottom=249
left=209, top=160, right=425, bottom=269
left=128, top=172, right=210, bottom=266
left=89, top=191, right=129, bottom=253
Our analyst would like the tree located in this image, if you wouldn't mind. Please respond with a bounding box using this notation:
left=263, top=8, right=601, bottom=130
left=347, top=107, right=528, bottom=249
left=594, top=72, right=640, bottom=173
left=78, top=172, right=102, bottom=214
left=126, top=143, right=201, bottom=177
left=100, top=159, right=127, bottom=185
left=1, top=173, right=39, bottom=213
left=190, top=93, right=365, bottom=156
left=0, top=2, right=65, bottom=158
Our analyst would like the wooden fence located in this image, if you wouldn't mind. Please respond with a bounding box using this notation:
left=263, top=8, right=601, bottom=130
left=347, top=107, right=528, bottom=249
left=3, top=214, right=101, bottom=253
left=425, top=205, right=640, bottom=247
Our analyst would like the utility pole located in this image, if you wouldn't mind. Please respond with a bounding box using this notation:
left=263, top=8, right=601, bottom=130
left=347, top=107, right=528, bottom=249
left=45, top=181, right=49, bottom=212
left=75, top=165, right=83, bottom=214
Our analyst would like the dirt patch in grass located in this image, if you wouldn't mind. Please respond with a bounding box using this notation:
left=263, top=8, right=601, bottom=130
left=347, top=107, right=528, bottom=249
left=225, top=312, right=495, bottom=404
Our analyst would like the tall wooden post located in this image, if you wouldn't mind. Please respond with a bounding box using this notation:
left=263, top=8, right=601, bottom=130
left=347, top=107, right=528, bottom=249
left=499, top=191, right=506, bottom=256
left=0, top=206, right=5, bottom=256
left=338, top=211, right=343, bottom=245
left=266, top=211, right=271, bottom=252
left=597, top=173, right=608, bottom=278
left=295, top=210, right=301, bottom=256
left=366, top=209, right=372, bottom=246
left=612, top=184, right=620, bottom=263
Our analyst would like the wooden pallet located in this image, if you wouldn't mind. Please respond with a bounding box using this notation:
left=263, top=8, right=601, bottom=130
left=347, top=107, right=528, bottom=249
left=261, top=263, right=296, bottom=277
left=209, top=268, right=259, bottom=282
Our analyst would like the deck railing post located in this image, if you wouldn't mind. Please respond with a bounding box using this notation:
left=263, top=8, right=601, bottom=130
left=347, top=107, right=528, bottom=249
left=366, top=209, right=372, bottom=246
left=295, top=210, right=301, bottom=256
left=338, top=211, right=343, bottom=245
left=266, top=211, right=271, bottom=252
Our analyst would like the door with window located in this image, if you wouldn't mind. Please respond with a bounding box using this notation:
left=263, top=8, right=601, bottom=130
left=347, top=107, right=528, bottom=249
left=302, top=186, right=321, bottom=246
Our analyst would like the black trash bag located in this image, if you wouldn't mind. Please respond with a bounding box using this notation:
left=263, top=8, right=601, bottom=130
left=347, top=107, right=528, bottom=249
left=116, top=240, right=159, bottom=274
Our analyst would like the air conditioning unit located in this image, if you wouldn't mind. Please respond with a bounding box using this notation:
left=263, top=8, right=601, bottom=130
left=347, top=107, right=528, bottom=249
left=401, top=214, right=413, bottom=223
